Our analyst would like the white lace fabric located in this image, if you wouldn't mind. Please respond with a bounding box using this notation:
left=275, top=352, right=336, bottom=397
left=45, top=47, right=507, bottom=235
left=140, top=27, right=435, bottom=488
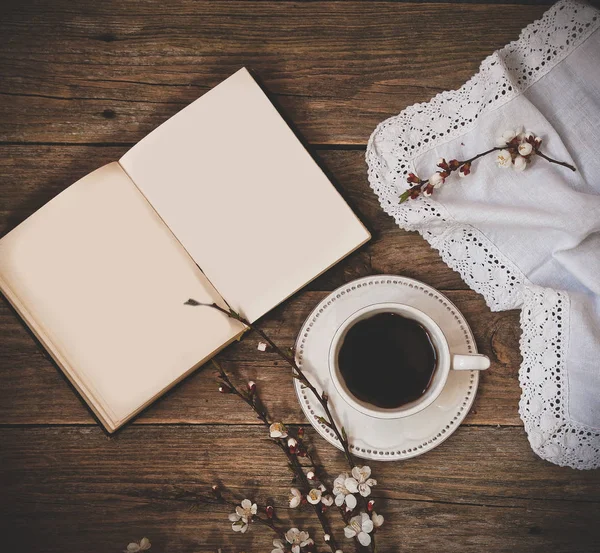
left=366, top=0, right=600, bottom=469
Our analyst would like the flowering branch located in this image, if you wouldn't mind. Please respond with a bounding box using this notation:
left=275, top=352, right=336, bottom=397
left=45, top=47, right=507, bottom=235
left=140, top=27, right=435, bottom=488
left=212, top=359, right=340, bottom=553
left=399, top=126, right=576, bottom=203
left=185, top=299, right=384, bottom=551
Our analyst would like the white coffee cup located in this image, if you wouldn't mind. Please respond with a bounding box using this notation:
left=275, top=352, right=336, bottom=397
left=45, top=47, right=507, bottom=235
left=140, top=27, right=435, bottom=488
left=328, top=302, right=490, bottom=419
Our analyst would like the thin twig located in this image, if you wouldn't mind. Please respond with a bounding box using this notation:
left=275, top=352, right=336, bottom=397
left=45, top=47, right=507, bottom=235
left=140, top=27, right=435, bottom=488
left=187, top=300, right=377, bottom=551
left=535, top=149, right=576, bottom=171
left=212, top=359, right=340, bottom=553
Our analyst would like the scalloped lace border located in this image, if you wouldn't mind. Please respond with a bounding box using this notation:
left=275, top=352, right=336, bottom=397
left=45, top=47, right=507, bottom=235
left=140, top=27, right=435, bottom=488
left=365, top=0, right=600, bottom=469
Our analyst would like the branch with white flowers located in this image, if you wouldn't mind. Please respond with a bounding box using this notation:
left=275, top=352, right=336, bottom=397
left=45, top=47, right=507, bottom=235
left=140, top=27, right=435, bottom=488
left=212, top=359, right=340, bottom=553
left=185, top=300, right=385, bottom=552
left=399, top=126, right=576, bottom=203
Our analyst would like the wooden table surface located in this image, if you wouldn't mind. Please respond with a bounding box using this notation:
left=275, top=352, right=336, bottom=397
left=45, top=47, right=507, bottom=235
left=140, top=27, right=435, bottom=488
left=1, top=1, right=599, bottom=552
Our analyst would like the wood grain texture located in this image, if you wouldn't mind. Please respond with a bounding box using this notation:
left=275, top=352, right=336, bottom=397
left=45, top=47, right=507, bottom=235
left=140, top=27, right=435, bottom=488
left=0, top=1, right=549, bottom=145
left=1, top=425, right=599, bottom=553
left=1, top=2, right=598, bottom=552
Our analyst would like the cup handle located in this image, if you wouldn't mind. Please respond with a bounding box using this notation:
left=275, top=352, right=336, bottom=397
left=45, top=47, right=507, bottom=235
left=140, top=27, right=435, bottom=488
left=451, top=354, right=490, bottom=371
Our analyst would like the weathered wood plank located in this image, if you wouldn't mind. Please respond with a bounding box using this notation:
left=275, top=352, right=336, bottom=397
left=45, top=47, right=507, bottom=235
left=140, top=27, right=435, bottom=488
left=1, top=425, right=599, bottom=553
left=0, top=289, right=522, bottom=426
left=0, top=1, right=549, bottom=144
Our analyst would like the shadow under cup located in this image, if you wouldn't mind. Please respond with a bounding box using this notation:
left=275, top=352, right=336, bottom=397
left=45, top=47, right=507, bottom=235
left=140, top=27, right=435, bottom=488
left=329, top=303, right=467, bottom=419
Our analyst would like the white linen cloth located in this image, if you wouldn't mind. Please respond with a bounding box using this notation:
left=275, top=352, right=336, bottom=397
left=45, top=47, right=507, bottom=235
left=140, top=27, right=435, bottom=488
left=366, top=0, right=600, bottom=469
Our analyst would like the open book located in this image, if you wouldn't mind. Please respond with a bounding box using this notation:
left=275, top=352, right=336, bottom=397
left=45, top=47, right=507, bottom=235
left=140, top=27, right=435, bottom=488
left=0, top=68, right=370, bottom=432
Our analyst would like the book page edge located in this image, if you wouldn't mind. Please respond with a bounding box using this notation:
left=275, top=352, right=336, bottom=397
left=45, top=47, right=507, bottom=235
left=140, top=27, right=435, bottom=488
left=0, top=274, right=117, bottom=431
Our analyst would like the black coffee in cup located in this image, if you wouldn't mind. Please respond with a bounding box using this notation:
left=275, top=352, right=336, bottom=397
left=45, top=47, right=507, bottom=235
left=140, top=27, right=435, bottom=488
left=337, top=312, right=437, bottom=409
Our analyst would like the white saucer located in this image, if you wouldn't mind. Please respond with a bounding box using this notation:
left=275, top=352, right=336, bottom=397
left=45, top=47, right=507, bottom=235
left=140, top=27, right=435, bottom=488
left=293, top=275, right=479, bottom=461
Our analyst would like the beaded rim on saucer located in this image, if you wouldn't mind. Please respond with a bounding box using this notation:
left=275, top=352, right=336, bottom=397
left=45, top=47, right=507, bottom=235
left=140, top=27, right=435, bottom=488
left=293, top=275, right=479, bottom=461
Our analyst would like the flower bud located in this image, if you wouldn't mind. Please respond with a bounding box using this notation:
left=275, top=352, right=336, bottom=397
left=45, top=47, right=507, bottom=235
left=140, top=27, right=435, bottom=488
left=218, top=384, right=231, bottom=394
left=406, top=172, right=420, bottom=184
left=367, top=499, right=375, bottom=512
left=518, top=142, right=533, bottom=156
left=297, top=427, right=305, bottom=438
left=459, top=162, right=471, bottom=177
left=324, top=534, right=331, bottom=542
left=437, top=158, right=449, bottom=171
left=247, top=380, right=256, bottom=393
left=265, top=505, right=274, bottom=519
left=513, top=155, right=527, bottom=172
left=307, top=470, right=315, bottom=480
left=448, top=159, right=460, bottom=170
left=429, top=172, right=445, bottom=188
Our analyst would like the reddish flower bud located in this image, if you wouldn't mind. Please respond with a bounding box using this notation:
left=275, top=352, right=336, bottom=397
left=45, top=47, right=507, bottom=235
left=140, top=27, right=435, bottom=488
left=448, top=159, right=460, bottom=170
left=409, top=187, right=421, bottom=200
left=459, top=162, right=471, bottom=177
left=247, top=380, right=257, bottom=393
left=218, top=384, right=231, bottom=394
left=367, top=499, right=375, bottom=512
left=437, top=158, right=449, bottom=171
left=265, top=505, right=274, bottom=519
left=297, top=427, right=305, bottom=438
left=322, top=392, right=329, bottom=402
left=423, top=183, right=435, bottom=197
left=321, top=504, right=328, bottom=513
left=406, top=172, right=420, bottom=184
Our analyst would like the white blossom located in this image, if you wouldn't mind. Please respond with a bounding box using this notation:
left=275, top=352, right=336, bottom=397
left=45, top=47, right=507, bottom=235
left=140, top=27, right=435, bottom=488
left=228, top=512, right=249, bottom=533
left=344, top=512, right=374, bottom=547
left=229, top=499, right=256, bottom=533
left=289, top=487, right=302, bottom=508
left=269, top=422, right=287, bottom=439
left=307, top=488, right=322, bottom=505
left=125, top=538, right=151, bottom=552
left=518, top=142, right=533, bottom=156
left=351, top=466, right=377, bottom=497
left=496, top=149, right=513, bottom=168
left=372, top=511, right=385, bottom=528
left=271, top=538, right=286, bottom=553
left=514, top=155, right=527, bottom=172
left=321, top=494, right=334, bottom=507
left=285, top=528, right=313, bottom=553
left=333, top=473, right=358, bottom=510
left=429, top=172, right=445, bottom=188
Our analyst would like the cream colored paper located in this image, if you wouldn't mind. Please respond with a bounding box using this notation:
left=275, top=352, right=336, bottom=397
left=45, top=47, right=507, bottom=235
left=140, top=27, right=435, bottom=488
left=120, top=68, right=370, bottom=323
left=0, top=163, right=244, bottom=430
